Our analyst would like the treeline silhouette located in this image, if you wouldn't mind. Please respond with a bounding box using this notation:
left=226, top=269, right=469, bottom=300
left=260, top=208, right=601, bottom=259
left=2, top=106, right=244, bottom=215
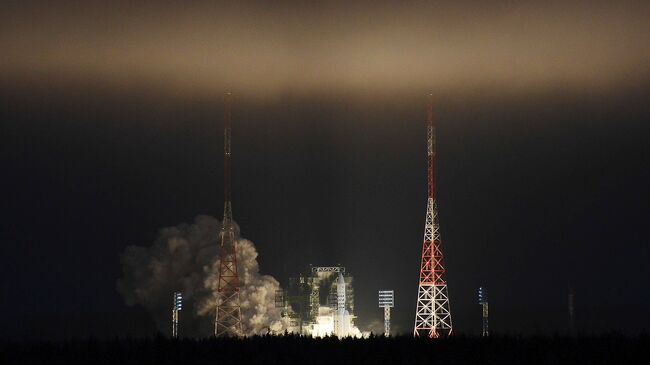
left=2, top=333, right=648, bottom=365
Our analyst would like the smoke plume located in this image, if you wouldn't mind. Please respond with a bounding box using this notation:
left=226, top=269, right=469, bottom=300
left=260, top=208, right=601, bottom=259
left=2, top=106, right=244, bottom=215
left=117, top=215, right=290, bottom=337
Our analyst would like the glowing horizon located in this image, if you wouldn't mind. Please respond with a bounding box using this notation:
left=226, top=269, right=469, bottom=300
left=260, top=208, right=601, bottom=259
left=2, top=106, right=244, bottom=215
left=1, top=1, right=648, bottom=98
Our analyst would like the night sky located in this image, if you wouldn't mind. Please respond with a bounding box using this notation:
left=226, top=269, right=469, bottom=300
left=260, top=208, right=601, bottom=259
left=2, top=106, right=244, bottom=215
left=1, top=1, right=649, bottom=339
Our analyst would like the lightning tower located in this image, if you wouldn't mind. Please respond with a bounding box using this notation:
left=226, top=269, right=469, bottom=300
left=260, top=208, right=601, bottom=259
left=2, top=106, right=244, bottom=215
left=413, top=94, right=453, bottom=338
left=215, top=93, right=243, bottom=337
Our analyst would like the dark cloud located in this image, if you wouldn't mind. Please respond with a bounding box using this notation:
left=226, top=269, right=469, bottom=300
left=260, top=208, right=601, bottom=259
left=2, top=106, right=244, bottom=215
left=1, top=1, right=648, bottom=98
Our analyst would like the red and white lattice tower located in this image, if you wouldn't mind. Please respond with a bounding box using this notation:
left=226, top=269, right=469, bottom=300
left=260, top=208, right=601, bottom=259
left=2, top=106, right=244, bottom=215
left=215, top=93, right=243, bottom=337
left=413, top=94, right=453, bottom=338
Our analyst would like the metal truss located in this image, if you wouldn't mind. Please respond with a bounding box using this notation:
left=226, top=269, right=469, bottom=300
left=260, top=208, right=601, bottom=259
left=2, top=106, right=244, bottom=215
left=215, top=93, right=243, bottom=337
left=414, top=282, right=453, bottom=338
left=384, top=307, right=391, bottom=337
left=414, top=198, right=453, bottom=337
left=215, top=222, right=243, bottom=337
left=309, top=282, right=320, bottom=322
left=414, top=95, right=453, bottom=338
left=482, top=302, right=489, bottom=337
left=311, top=266, right=345, bottom=273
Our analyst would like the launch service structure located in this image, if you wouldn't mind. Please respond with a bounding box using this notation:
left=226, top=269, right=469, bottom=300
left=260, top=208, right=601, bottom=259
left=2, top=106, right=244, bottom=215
left=413, top=94, right=454, bottom=338
left=215, top=93, right=243, bottom=337
left=276, top=266, right=356, bottom=337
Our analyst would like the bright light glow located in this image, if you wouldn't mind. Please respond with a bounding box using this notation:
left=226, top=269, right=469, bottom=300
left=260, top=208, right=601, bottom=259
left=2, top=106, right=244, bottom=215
left=309, top=307, right=335, bottom=337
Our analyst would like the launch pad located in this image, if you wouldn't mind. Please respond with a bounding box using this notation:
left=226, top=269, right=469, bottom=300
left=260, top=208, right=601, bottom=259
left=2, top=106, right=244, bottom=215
left=275, top=266, right=357, bottom=337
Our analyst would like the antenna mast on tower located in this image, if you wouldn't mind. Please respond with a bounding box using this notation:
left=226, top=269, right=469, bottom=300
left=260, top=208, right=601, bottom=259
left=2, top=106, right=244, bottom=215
left=215, top=93, right=243, bottom=337
left=413, top=94, right=453, bottom=338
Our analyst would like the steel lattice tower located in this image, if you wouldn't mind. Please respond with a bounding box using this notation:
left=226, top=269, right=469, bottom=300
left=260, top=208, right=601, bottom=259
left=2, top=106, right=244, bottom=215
left=413, top=94, right=453, bottom=338
left=215, top=93, right=243, bottom=337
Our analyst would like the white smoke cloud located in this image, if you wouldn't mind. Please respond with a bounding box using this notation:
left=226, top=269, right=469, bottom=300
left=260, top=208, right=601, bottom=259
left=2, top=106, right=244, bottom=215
left=117, top=215, right=291, bottom=337
left=199, top=238, right=292, bottom=335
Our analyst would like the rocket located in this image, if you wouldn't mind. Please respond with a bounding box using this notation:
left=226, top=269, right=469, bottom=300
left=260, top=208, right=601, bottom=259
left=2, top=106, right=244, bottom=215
left=335, top=272, right=349, bottom=337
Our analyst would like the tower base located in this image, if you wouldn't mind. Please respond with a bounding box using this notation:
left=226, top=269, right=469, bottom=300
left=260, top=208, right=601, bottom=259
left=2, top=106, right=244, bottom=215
left=414, top=283, right=453, bottom=338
